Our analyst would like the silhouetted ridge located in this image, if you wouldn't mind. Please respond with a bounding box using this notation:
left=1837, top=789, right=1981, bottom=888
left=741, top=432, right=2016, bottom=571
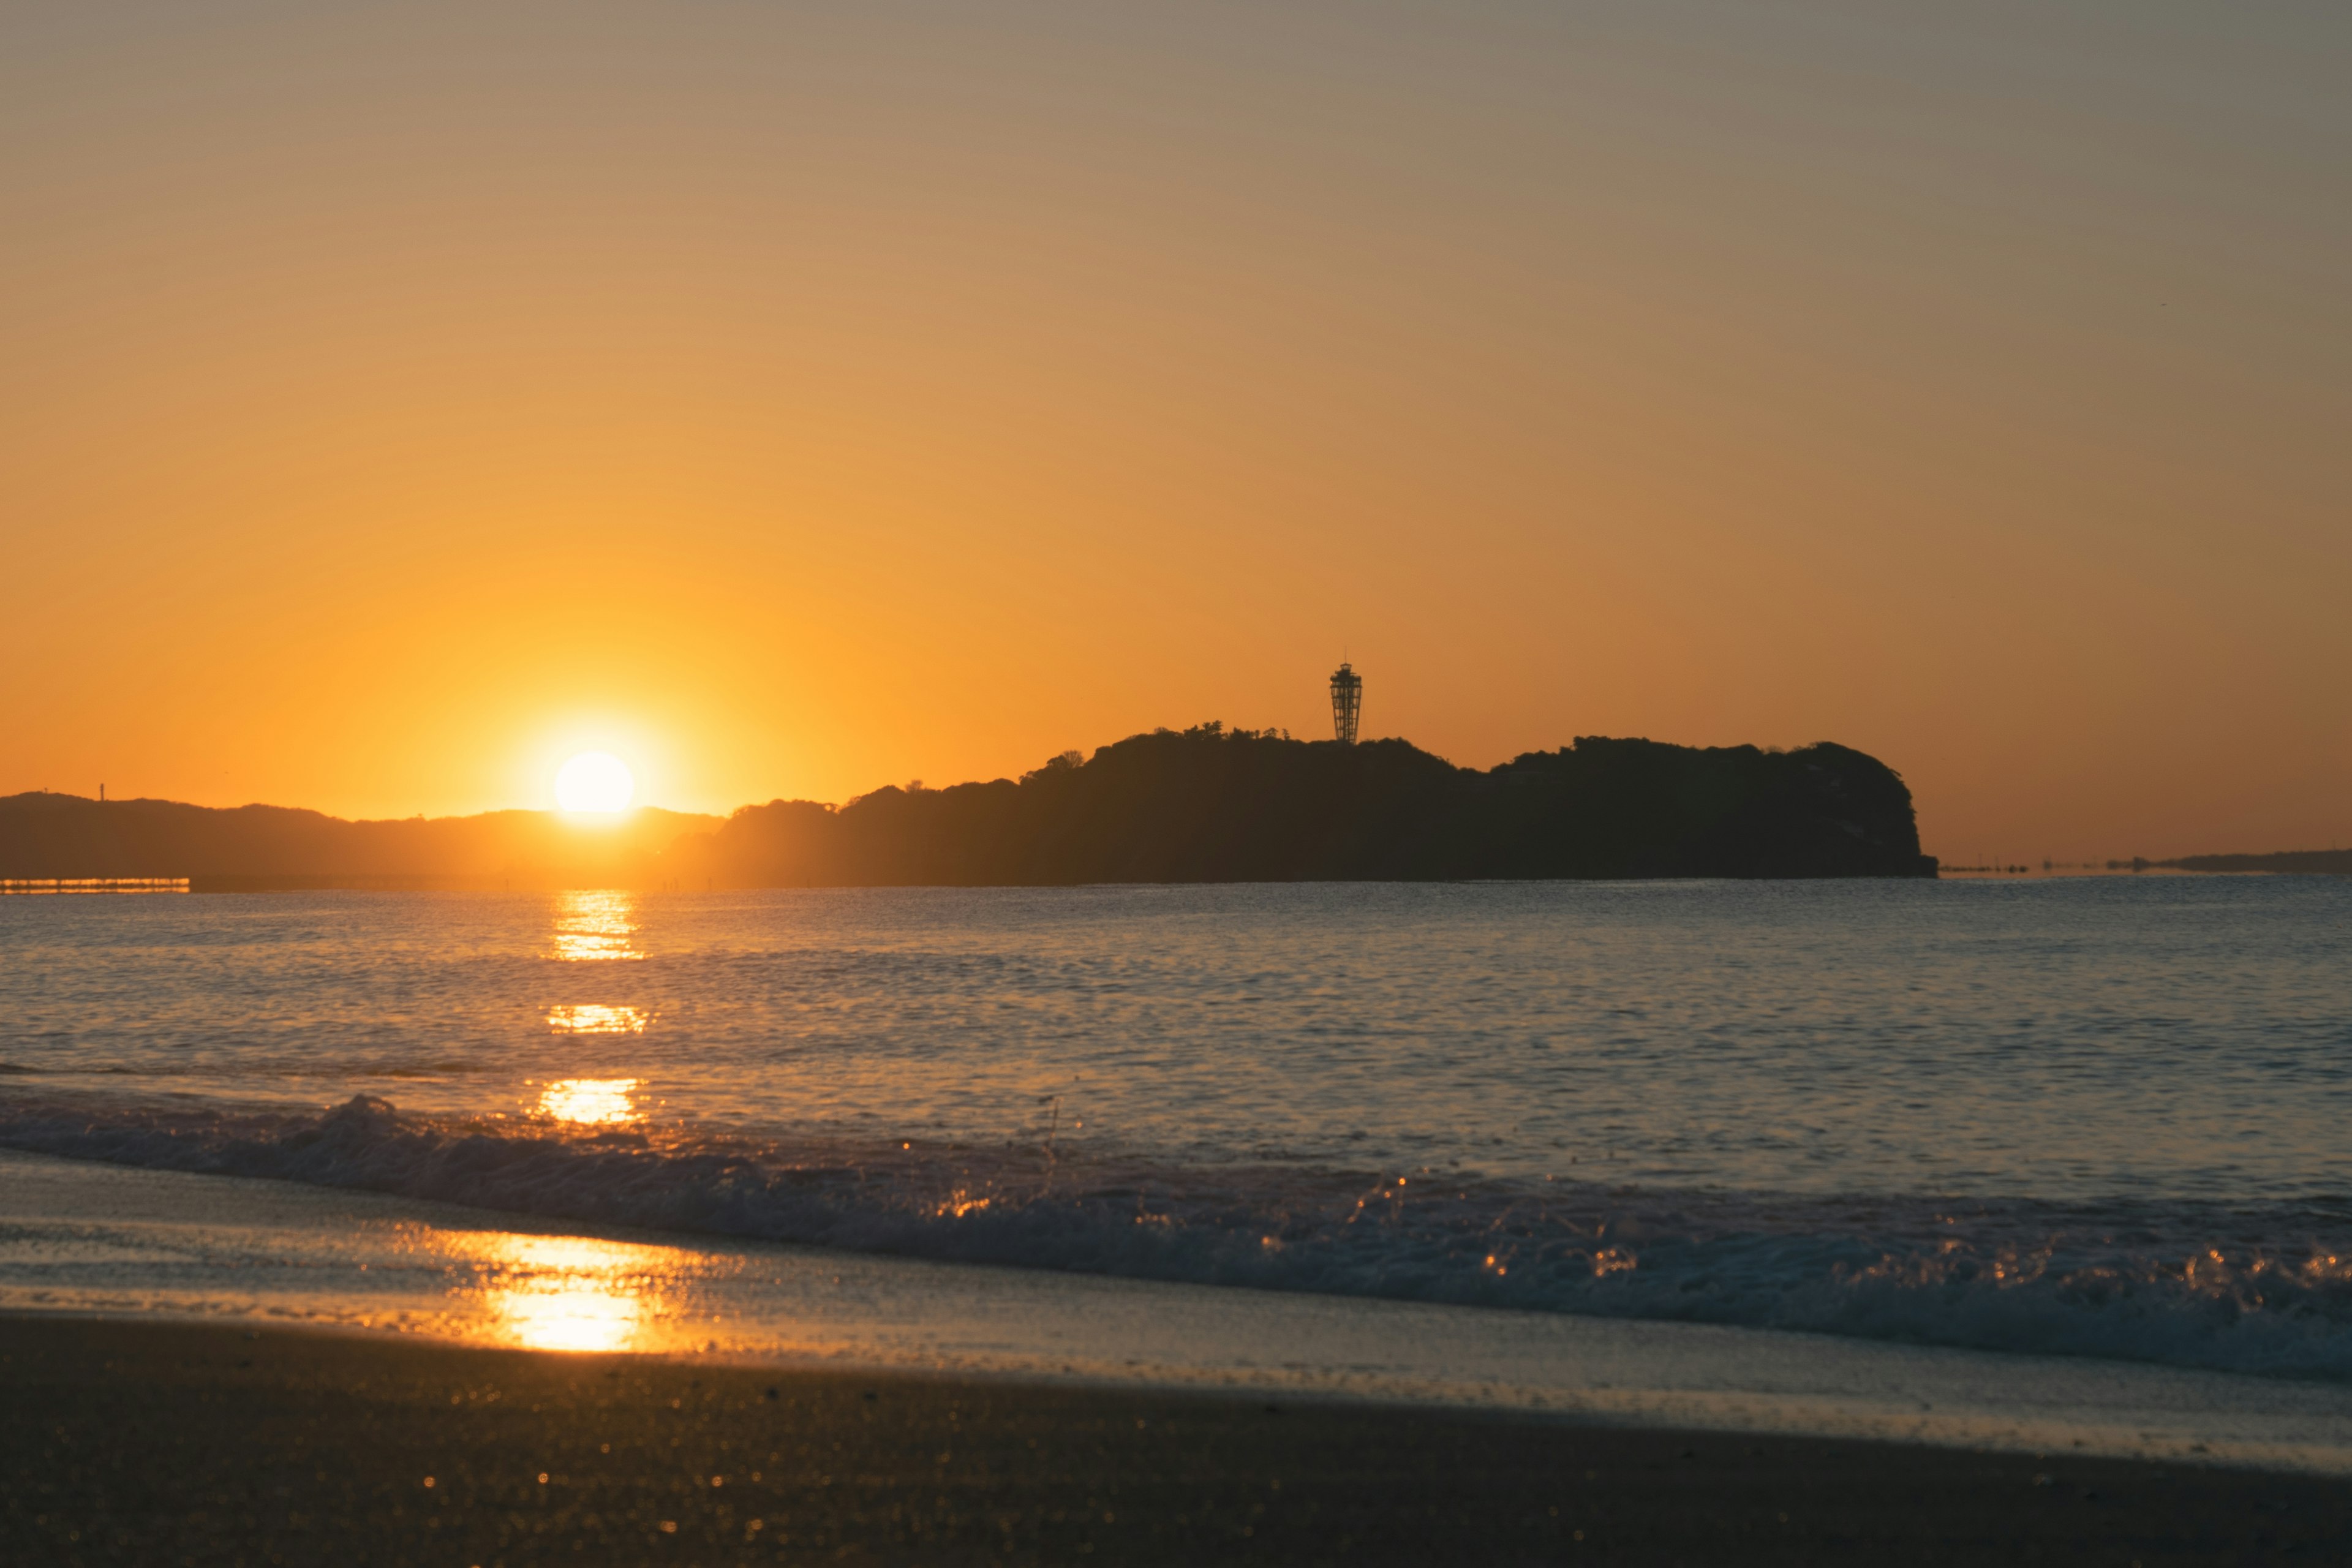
left=685, top=726, right=1936, bottom=885
left=0, top=794, right=714, bottom=888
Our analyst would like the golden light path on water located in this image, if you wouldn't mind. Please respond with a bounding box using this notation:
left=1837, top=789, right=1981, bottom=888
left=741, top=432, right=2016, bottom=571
left=552, top=889, right=642, bottom=962
left=478, top=882, right=668, bottom=1349
left=546, top=1004, right=648, bottom=1035
left=541, top=891, right=650, bottom=1128
left=467, top=891, right=669, bottom=1350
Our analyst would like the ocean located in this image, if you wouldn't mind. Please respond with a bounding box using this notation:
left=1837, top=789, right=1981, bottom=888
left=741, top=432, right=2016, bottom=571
left=4, top=876, right=2348, bottom=1381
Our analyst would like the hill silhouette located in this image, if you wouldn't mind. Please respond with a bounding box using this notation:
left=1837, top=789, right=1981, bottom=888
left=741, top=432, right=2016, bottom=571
left=0, top=794, right=714, bottom=889
left=671, top=725, right=1936, bottom=885
left=2, top=727, right=1937, bottom=889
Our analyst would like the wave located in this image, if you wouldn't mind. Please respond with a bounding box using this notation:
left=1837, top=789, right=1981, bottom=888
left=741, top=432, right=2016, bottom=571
left=5, top=1091, right=2350, bottom=1380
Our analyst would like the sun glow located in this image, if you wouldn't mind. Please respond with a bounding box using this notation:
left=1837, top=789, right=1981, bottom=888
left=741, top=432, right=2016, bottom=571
left=554, top=752, right=635, bottom=814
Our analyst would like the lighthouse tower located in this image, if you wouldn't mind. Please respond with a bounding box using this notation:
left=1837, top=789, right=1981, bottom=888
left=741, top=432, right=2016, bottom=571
left=1329, top=662, right=1363, bottom=745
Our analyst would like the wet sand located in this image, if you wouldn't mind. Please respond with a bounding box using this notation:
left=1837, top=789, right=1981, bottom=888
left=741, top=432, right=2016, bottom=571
left=4, top=1314, right=2344, bottom=1566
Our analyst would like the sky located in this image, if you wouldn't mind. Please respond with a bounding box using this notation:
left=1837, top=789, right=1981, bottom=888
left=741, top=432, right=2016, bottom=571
left=3, top=1, right=2345, bottom=862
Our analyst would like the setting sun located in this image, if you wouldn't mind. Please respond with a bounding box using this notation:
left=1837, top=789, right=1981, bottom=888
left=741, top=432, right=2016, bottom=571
left=554, top=752, right=635, bottom=815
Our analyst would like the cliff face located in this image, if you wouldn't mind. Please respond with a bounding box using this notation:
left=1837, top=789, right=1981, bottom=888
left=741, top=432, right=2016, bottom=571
left=681, top=728, right=1936, bottom=886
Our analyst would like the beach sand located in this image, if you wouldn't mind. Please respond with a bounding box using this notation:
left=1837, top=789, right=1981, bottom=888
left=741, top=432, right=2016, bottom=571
left=7, top=1152, right=2352, bottom=1562
left=6, top=1313, right=2346, bottom=1566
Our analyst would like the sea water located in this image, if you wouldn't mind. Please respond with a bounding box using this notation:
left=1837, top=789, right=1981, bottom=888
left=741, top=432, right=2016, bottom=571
left=3, top=877, right=2348, bottom=1378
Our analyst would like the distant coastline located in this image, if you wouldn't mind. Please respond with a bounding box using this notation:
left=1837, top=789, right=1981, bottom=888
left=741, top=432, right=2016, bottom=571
left=0, top=797, right=717, bottom=891
left=0, top=725, right=1939, bottom=887
left=2158, top=848, right=2352, bottom=877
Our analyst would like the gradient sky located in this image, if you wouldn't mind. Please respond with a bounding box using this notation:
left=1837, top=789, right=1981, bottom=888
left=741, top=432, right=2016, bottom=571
left=4, top=1, right=2345, bottom=861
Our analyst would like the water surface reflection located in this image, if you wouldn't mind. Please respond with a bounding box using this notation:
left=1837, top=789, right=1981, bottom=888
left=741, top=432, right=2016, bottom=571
left=466, top=1233, right=677, bottom=1352
left=552, top=891, right=641, bottom=962
left=538, top=1077, right=643, bottom=1126
left=547, top=1004, right=648, bottom=1034
left=542, top=892, right=648, bottom=1129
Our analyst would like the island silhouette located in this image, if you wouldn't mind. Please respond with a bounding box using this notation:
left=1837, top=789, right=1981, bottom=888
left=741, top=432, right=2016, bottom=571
left=1, top=725, right=1938, bottom=888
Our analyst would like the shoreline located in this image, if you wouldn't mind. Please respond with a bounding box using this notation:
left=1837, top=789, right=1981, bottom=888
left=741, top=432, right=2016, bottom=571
left=7, top=1149, right=2352, bottom=1479
left=8, top=1312, right=2348, bottom=1566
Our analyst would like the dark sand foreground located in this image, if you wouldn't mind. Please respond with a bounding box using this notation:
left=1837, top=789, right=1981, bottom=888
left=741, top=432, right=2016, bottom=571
left=3, top=1316, right=2343, bottom=1566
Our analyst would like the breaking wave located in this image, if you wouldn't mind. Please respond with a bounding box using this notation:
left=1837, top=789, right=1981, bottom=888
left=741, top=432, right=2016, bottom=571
left=6, top=1091, right=2350, bottom=1380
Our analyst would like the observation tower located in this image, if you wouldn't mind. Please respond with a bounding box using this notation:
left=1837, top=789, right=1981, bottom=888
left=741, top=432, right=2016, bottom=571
left=1329, top=662, right=1363, bottom=745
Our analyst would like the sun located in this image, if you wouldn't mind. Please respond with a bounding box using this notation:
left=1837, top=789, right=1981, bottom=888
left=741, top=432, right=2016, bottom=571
left=554, top=752, right=635, bottom=815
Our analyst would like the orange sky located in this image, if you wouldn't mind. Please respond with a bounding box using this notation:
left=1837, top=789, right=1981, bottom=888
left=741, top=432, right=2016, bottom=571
left=4, top=3, right=2346, bottom=862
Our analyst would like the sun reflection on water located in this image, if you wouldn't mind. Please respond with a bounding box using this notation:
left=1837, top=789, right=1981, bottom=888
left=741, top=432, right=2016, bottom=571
left=470, top=1234, right=675, bottom=1353
left=552, top=890, right=642, bottom=961
left=547, top=1004, right=649, bottom=1034
left=494, top=1277, right=645, bottom=1352
left=538, top=1077, right=643, bottom=1126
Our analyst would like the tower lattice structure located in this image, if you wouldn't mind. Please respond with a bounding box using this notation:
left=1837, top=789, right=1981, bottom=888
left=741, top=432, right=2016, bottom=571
left=1329, top=662, right=1363, bottom=745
